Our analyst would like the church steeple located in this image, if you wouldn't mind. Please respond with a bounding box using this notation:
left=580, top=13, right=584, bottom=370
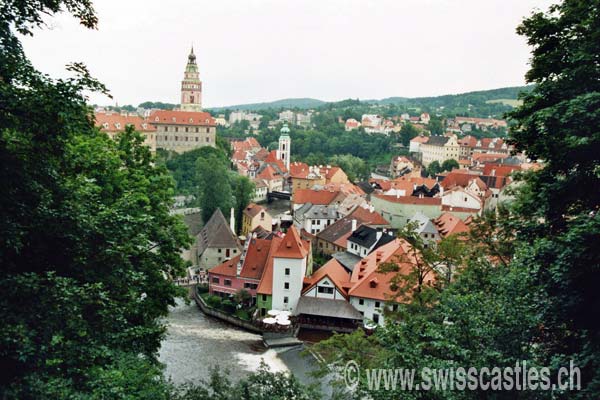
left=180, top=46, right=202, bottom=112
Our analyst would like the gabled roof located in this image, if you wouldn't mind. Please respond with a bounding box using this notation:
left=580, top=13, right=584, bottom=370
left=208, top=255, right=241, bottom=277
left=408, top=211, right=438, bottom=235
left=256, top=236, right=283, bottom=295
left=197, top=209, right=240, bottom=254
left=257, top=164, right=281, bottom=181
left=243, top=203, right=266, bottom=218
left=349, top=205, right=389, bottom=226
left=348, top=239, right=419, bottom=301
left=441, top=171, right=481, bottom=189
left=289, top=162, right=311, bottom=178
left=433, top=212, right=470, bottom=238
left=410, top=135, right=430, bottom=144
left=274, top=226, right=309, bottom=259
left=238, top=238, right=273, bottom=280
left=302, top=258, right=351, bottom=297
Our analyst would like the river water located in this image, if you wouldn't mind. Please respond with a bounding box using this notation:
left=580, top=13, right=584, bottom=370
left=158, top=298, right=324, bottom=389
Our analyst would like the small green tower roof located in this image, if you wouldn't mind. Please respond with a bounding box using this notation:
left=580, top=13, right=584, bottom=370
left=279, top=123, right=290, bottom=137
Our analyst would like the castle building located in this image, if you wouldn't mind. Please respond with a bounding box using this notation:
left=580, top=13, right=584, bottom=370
left=277, top=123, right=291, bottom=171
left=180, top=47, right=202, bottom=112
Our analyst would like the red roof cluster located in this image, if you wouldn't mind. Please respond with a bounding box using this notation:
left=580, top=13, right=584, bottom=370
left=149, top=110, right=216, bottom=126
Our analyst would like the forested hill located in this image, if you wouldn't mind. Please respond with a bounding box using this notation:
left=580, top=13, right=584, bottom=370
left=129, top=85, right=531, bottom=114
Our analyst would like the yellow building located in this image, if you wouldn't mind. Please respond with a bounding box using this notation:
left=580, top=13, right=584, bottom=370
left=241, top=203, right=272, bottom=237
left=420, top=134, right=460, bottom=167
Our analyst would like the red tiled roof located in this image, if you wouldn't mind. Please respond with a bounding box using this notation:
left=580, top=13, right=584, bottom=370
left=433, top=212, right=470, bottom=238
left=303, top=259, right=351, bottom=297
left=256, top=236, right=283, bottom=295
left=292, top=189, right=339, bottom=206
left=348, top=240, right=422, bottom=301
left=149, top=110, right=216, bottom=126
left=257, top=165, right=282, bottom=181
left=274, top=226, right=308, bottom=259
left=95, top=111, right=156, bottom=132
left=410, top=135, right=429, bottom=144
left=289, top=162, right=310, bottom=178
left=441, top=171, right=480, bottom=189
left=208, top=255, right=241, bottom=277
left=482, top=164, right=521, bottom=177
left=349, top=206, right=389, bottom=226
left=243, top=203, right=265, bottom=218
left=471, top=153, right=509, bottom=163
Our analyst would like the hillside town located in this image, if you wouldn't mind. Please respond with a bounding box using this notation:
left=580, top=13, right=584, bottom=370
left=91, top=48, right=540, bottom=335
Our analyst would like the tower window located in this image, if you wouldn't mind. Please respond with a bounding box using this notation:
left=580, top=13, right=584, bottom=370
left=190, top=96, right=194, bottom=103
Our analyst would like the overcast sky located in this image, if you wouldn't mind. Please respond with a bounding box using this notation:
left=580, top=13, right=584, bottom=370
left=20, top=0, right=554, bottom=108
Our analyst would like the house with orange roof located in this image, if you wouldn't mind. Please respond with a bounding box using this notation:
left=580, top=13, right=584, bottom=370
left=433, top=212, right=470, bottom=239
left=95, top=111, right=157, bottom=152
left=256, top=226, right=312, bottom=314
left=291, top=188, right=340, bottom=210
left=256, top=164, right=284, bottom=192
left=345, top=118, right=361, bottom=131
left=295, top=259, right=363, bottom=332
left=348, top=239, right=422, bottom=326
left=149, top=109, right=216, bottom=153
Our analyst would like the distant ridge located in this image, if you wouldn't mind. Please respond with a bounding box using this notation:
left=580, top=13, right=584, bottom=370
left=208, top=98, right=326, bottom=112
left=204, top=86, right=531, bottom=111
left=137, top=85, right=532, bottom=112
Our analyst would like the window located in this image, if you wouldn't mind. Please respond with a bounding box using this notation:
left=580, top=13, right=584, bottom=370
left=283, top=296, right=289, bottom=304
left=206, top=137, right=210, bottom=142
left=262, top=294, right=267, bottom=301
left=218, top=249, right=222, bottom=253
left=359, top=299, right=364, bottom=306
left=284, top=282, right=289, bottom=290
left=196, top=127, right=199, bottom=133
left=175, top=136, right=178, bottom=141
left=285, top=268, right=290, bottom=276
left=224, top=279, right=232, bottom=287
left=185, top=127, right=189, bottom=132
left=212, top=277, right=219, bottom=284
left=375, top=301, right=381, bottom=308
left=318, top=286, right=334, bottom=294
left=373, top=313, right=380, bottom=324
left=175, top=127, right=179, bottom=132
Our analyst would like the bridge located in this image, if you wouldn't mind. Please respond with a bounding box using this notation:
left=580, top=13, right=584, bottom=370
left=267, top=191, right=291, bottom=202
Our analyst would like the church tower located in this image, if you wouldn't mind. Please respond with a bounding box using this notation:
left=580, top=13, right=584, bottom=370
left=278, top=123, right=291, bottom=171
left=180, top=47, right=202, bottom=112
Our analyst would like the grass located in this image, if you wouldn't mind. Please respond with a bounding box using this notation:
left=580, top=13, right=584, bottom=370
left=235, top=309, right=252, bottom=321
left=485, top=99, right=523, bottom=107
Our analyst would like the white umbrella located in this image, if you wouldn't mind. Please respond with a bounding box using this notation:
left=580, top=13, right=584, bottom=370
left=279, top=311, right=291, bottom=317
left=263, top=317, right=277, bottom=324
left=267, top=309, right=280, bottom=316
left=277, top=319, right=291, bottom=326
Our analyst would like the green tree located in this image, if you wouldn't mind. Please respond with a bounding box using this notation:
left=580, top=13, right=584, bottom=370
left=231, top=174, right=255, bottom=233
left=440, top=158, right=459, bottom=172
left=428, top=117, right=444, bottom=135
left=0, top=3, right=193, bottom=396
left=506, top=0, right=600, bottom=395
left=197, top=156, right=233, bottom=222
left=426, top=160, right=441, bottom=177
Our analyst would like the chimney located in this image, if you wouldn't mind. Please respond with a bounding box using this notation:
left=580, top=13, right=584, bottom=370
left=351, top=219, right=357, bottom=232
left=230, top=207, right=235, bottom=233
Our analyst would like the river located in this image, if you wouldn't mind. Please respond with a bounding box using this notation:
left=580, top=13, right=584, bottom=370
left=158, top=298, right=325, bottom=390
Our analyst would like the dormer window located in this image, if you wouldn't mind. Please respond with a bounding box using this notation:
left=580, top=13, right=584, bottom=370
left=189, top=118, right=193, bottom=123
left=115, top=123, right=121, bottom=129
left=172, top=117, right=176, bottom=122
left=102, top=122, right=109, bottom=129
left=154, top=117, right=159, bottom=122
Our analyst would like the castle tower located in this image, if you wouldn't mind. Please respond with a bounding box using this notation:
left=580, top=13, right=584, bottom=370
left=180, top=46, right=202, bottom=112
left=278, top=123, right=291, bottom=171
